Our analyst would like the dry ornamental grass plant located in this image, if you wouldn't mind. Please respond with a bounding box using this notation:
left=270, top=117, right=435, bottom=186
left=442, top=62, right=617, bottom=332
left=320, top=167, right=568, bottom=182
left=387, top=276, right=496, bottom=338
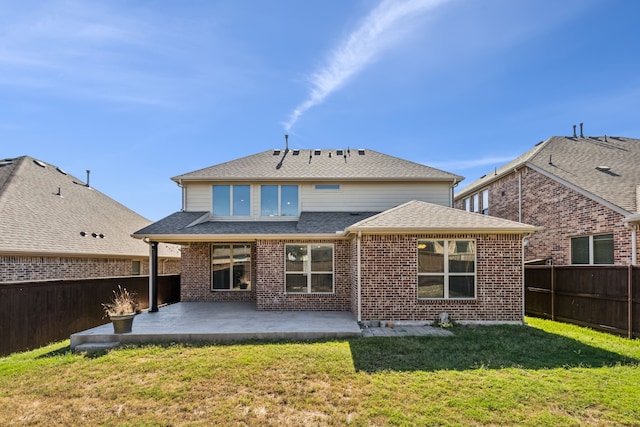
left=102, top=285, right=138, bottom=317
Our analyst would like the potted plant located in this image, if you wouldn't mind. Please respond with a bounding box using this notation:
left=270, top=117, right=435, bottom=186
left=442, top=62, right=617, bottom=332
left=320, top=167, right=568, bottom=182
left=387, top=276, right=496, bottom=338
left=102, top=285, right=138, bottom=334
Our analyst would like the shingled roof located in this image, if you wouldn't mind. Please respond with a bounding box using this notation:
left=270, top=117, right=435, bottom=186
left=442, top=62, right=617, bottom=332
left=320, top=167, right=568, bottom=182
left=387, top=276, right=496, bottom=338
left=0, top=156, right=179, bottom=258
left=455, top=135, right=640, bottom=215
left=347, top=200, right=538, bottom=234
left=172, top=148, right=462, bottom=183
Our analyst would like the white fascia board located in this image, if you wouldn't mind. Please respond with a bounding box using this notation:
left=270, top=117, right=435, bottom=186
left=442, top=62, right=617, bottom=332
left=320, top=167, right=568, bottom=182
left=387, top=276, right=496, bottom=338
left=345, top=226, right=540, bottom=235
left=131, top=233, right=349, bottom=243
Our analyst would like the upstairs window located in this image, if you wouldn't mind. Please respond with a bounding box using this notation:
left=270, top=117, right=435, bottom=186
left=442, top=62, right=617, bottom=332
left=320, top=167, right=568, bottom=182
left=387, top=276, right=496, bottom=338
left=260, top=185, right=299, bottom=217
left=481, top=189, right=489, bottom=215
left=464, top=197, right=470, bottom=212
left=571, top=234, right=614, bottom=264
left=213, top=185, right=250, bottom=217
left=472, top=194, right=479, bottom=213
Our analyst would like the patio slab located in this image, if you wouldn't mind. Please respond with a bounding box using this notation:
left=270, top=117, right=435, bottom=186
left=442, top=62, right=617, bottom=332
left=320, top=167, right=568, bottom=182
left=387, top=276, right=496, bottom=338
left=71, top=302, right=362, bottom=351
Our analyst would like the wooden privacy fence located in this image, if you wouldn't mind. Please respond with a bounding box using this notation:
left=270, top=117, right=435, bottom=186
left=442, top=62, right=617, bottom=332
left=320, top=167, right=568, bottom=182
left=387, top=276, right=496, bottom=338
left=0, top=275, right=180, bottom=356
left=525, top=265, right=640, bottom=339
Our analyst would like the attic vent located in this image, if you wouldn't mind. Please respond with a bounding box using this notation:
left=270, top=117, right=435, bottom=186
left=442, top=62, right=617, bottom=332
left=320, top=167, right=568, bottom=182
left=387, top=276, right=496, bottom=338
left=357, top=149, right=365, bottom=155
left=292, top=149, right=300, bottom=155
left=336, top=150, right=344, bottom=156
left=33, top=159, right=47, bottom=168
left=596, top=166, right=611, bottom=172
left=314, top=149, right=321, bottom=156
left=56, top=167, right=67, bottom=175
left=0, top=160, right=13, bottom=167
left=535, top=140, right=544, bottom=146
left=273, top=150, right=281, bottom=155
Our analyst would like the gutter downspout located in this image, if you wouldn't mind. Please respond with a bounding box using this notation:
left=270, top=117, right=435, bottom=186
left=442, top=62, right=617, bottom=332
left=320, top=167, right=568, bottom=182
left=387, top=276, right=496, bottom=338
left=357, top=231, right=362, bottom=322
left=450, top=179, right=458, bottom=208
left=177, top=178, right=185, bottom=211
left=625, top=222, right=638, bottom=265
left=516, top=168, right=522, bottom=223
left=521, top=232, right=533, bottom=323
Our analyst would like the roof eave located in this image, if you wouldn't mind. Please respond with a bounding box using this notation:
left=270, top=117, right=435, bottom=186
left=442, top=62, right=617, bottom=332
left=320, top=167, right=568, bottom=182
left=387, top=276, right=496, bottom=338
left=172, top=176, right=462, bottom=184
left=345, top=226, right=540, bottom=235
left=455, top=161, right=528, bottom=199
left=131, top=232, right=350, bottom=243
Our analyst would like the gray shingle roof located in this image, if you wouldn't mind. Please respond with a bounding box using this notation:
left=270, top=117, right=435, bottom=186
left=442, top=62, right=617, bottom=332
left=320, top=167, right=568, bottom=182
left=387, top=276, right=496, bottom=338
left=0, top=156, right=179, bottom=258
left=456, top=136, right=640, bottom=214
left=348, top=200, right=538, bottom=233
left=133, top=211, right=381, bottom=239
left=134, top=202, right=535, bottom=240
left=172, top=149, right=462, bottom=182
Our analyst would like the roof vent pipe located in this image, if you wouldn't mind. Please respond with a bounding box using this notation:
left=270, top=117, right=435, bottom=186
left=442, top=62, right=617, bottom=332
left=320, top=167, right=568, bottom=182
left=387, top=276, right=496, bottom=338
left=86, top=170, right=90, bottom=187
left=573, top=125, right=577, bottom=138
left=580, top=122, right=584, bottom=138
left=284, top=134, right=289, bottom=151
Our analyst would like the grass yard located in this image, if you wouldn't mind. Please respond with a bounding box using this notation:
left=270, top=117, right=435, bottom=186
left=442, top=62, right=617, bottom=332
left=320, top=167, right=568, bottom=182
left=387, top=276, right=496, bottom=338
left=1, top=317, right=639, bottom=426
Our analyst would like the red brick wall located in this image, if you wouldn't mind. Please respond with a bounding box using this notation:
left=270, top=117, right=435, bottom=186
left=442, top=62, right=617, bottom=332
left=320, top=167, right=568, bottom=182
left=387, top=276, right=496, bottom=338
left=0, top=255, right=180, bottom=282
left=255, top=239, right=352, bottom=311
left=178, top=235, right=525, bottom=322
left=456, top=167, right=637, bottom=265
left=359, top=234, right=524, bottom=322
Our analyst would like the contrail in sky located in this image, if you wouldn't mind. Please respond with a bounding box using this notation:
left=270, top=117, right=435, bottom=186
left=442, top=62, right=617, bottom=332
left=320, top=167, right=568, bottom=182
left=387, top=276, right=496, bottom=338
left=283, top=0, right=447, bottom=132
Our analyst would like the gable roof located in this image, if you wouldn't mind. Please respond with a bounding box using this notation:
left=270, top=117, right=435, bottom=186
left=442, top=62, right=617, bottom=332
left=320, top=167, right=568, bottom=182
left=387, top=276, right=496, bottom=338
left=172, top=148, right=462, bottom=183
left=0, top=156, right=179, bottom=258
left=347, top=200, right=538, bottom=234
left=455, top=135, right=640, bottom=215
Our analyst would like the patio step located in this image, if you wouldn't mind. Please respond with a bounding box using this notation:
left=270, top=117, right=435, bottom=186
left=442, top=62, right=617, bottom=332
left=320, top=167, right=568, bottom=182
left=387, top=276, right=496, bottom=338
left=73, top=341, right=121, bottom=354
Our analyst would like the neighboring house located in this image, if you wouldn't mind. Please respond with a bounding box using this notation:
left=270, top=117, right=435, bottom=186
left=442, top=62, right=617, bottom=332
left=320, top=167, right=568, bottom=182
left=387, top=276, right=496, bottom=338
left=0, top=156, right=181, bottom=282
left=454, top=132, right=640, bottom=266
left=134, top=146, right=537, bottom=323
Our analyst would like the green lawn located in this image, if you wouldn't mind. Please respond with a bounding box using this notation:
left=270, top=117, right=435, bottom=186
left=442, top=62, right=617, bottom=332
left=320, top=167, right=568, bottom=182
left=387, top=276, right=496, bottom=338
left=1, top=317, right=639, bottom=426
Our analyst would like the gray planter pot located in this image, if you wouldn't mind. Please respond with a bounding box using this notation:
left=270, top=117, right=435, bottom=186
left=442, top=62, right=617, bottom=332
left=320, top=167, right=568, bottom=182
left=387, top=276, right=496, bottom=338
left=110, top=313, right=135, bottom=334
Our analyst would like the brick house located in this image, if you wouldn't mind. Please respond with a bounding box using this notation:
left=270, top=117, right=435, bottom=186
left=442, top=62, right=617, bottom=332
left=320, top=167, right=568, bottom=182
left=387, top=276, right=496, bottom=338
left=134, top=146, right=537, bottom=323
left=0, top=156, right=180, bottom=282
left=454, top=133, right=640, bottom=266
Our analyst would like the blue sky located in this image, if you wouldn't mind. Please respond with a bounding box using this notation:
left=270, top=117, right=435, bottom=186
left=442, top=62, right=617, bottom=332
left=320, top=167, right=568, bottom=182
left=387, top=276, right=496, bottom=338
left=3, top=0, right=640, bottom=221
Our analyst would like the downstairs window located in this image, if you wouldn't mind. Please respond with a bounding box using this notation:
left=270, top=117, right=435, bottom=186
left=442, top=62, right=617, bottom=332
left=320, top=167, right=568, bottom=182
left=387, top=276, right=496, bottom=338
left=417, top=239, right=476, bottom=299
left=285, top=244, right=334, bottom=293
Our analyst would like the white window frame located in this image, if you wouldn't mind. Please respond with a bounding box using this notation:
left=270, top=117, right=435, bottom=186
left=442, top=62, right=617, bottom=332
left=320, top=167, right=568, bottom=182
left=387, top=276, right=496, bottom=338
left=481, top=189, right=489, bottom=215
left=570, top=233, right=614, bottom=265
left=417, top=239, right=476, bottom=299
left=284, top=243, right=334, bottom=294
left=472, top=194, right=479, bottom=213
left=464, top=198, right=470, bottom=212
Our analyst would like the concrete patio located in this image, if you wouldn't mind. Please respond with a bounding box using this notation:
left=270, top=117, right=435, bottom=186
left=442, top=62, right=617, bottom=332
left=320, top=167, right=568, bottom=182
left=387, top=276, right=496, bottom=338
left=71, top=302, right=362, bottom=352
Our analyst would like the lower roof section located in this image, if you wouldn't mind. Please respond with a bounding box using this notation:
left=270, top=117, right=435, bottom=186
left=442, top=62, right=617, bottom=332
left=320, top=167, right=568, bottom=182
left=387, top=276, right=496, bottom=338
left=132, top=211, right=381, bottom=242
left=134, top=201, right=539, bottom=244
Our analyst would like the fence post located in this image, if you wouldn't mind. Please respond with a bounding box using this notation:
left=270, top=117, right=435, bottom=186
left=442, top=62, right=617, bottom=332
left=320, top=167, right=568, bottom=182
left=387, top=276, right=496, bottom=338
left=629, top=265, right=633, bottom=339
left=551, top=265, right=555, bottom=321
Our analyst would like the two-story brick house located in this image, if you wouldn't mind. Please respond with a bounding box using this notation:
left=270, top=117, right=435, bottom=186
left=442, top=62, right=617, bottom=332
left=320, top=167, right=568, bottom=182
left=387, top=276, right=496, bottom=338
left=454, top=133, right=640, bottom=266
left=134, top=146, right=537, bottom=323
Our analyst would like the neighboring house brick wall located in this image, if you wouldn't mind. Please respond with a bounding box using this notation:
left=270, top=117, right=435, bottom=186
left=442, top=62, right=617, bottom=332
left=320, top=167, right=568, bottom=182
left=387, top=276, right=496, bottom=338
left=359, top=234, right=524, bottom=322
left=255, top=239, right=352, bottom=311
left=180, top=243, right=256, bottom=302
left=0, top=255, right=180, bottom=282
left=456, top=167, right=637, bottom=265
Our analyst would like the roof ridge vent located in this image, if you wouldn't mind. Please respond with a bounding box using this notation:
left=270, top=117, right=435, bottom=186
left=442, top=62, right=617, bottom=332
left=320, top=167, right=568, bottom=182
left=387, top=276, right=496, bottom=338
left=357, top=149, right=365, bottom=155
left=596, top=165, right=611, bottom=171
left=33, top=159, right=47, bottom=168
